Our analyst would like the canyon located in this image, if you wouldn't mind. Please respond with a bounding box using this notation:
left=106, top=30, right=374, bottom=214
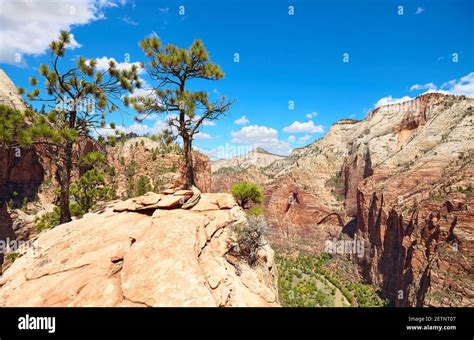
left=1, top=67, right=472, bottom=307
left=212, top=93, right=473, bottom=307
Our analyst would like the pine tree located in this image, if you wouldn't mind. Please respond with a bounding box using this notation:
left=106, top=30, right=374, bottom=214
left=127, top=35, right=233, bottom=189
left=70, top=168, right=110, bottom=216
left=135, top=175, right=152, bottom=196
left=18, top=31, right=141, bottom=223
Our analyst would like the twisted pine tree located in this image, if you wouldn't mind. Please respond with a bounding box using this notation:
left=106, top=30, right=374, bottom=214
left=127, top=35, right=233, bottom=189
left=19, top=31, right=141, bottom=223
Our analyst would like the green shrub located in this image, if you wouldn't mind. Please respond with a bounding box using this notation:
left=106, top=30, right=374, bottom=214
left=35, top=207, right=60, bottom=232
left=5, top=252, right=20, bottom=263
left=79, top=151, right=106, bottom=167
left=231, top=182, right=263, bottom=209
left=246, top=206, right=263, bottom=216
left=135, top=175, right=152, bottom=196
left=70, top=168, right=111, bottom=216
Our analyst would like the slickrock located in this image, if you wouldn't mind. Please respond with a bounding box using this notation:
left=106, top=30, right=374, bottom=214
left=0, top=193, right=279, bottom=307
left=156, top=194, right=185, bottom=208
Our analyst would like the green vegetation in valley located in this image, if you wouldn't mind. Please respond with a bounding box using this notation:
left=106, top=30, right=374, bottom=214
left=276, top=251, right=387, bottom=307
left=276, top=253, right=335, bottom=307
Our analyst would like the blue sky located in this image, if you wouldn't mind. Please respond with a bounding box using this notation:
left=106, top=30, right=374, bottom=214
left=0, top=0, right=473, bottom=157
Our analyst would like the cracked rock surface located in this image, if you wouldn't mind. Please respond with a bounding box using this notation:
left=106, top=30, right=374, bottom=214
left=0, top=193, right=279, bottom=307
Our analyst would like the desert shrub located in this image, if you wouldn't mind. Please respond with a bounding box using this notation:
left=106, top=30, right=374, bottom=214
left=135, top=175, right=152, bottom=196
left=246, top=206, right=263, bottom=216
left=70, top=168, right=110, bottom=216
left=125, top=161, right=139, bottom=198
left=5, top=252, right=20, bottom=263
left=125, top=161, right=138, bottom=178
left=229, top=215, right=268, bottom=267
left=231, top=182, right=263, bottom=209
left=459, top=186, right=474, bottom=198
left=35, top=207, right=61, bottom=232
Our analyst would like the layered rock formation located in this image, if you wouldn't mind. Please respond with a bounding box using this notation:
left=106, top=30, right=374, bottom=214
left=0, top=192, right=279, bottom=307
left=212, top=93, right=473, bottom=306
left=211, top=148, right=283, bottom=194
left=343, top=94, right=473, bottom=306
left=212, top=147, right=284, bottom=173
left=107, top=137, right=211, bottom=194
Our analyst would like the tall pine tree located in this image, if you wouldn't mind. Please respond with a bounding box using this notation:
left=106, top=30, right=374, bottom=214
left=19, top=31, right=141, bottom=223
left=127, top=35, right=233, bottom=189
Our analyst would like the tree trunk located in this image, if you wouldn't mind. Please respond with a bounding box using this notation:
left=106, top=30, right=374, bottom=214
left=182, top=135, right=195, bottom=189
left=58, top=140, right=73, bottom=224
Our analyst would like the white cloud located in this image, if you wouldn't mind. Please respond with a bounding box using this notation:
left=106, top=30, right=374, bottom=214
left=95, top=123, right=126, bottom=136
left=413, top=72, right=474, bottom=98
left=441, top=72, right=474, bottom=97
left=231, top=125, right=292, bottom=155
left=0, top=0, right=126, bottom=64
left=410, top=82, right=436, bottom=91
left=119, top=15, right=138, bottom=25
left=283, top=120, right=324, bottom=133
left=202, top=120, right=216, bottom=127
left=194, top=132, right=212, bottom=139
left=374, top=72, right=474, bottom=109
left=96, top=118, right=169, bottom=137
left=415, top=7, right=425, bottom=15
left=93, top=56, right=143, bottom=73
left=288, top=135, right=296, bottom=142
left=374, top=95, right=412, bottom=108
left=125, top=122, right=152, bottom=135
left=306, top=112, right=318, bottom=119
left=441, top=79, right=457, bottom=88
left=136, top=113, right=159, bottom=121
left=299, top=135, right=311, bottom=143
left=234, top=115, right=249, bottom=125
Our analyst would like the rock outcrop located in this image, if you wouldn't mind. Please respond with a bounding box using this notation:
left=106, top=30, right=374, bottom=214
left=107, top=137, right=212, bottom=194
left=0, top=68, right=25, bottom=111
left=212, top=147, right=284, bottom=173
left=0, top=192, right=279, bottom=307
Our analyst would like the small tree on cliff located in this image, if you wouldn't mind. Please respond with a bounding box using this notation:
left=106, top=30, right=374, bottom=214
left=19, top=31, right=140, bottom=223
left=231, top=182, right=263, bottom=209
left=127, top=35, right=233, bottom=189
